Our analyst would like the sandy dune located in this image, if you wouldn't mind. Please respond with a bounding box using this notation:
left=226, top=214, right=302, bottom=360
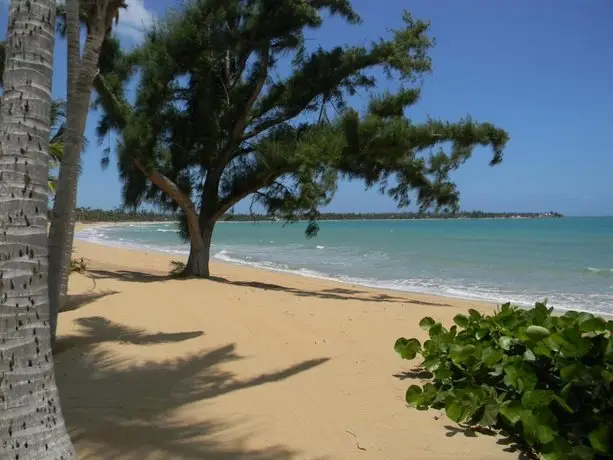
left=54, top=238, right=519, bottom=459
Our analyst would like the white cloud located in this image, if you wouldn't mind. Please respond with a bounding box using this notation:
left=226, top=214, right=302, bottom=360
left=115, top=0, right=155, bottom=42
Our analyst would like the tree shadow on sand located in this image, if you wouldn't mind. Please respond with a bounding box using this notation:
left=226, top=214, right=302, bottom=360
left=55, top=317, right=329, bottom=459
left=87, top=268, right=172, bottom=284
left=54, top=316, right=204, bottom=354
left=59, top=290, right=119, bottom=313
left=86, top=268, right=451, bottom=306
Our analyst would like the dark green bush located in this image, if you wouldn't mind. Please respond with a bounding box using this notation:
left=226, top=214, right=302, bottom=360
left=395, top=303, right=613, bottom=460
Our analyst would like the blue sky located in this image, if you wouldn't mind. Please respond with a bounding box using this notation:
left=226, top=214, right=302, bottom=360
left=2, top=0, right=612, bottom=215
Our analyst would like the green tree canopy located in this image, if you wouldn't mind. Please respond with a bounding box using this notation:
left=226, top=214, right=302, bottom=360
left=95, top=0, right=510, bottom=277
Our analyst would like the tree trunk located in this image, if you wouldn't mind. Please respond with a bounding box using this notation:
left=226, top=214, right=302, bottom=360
left=48, top=0, right=110, bottom=346
left=131, top=160, right=214, bottom=278
left=182, top=216, right=213, bottom=278
left=0, top=0, right=76, bottom=458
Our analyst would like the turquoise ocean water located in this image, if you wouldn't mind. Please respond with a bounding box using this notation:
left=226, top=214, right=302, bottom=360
left=76, top=217, right=613, bottom=315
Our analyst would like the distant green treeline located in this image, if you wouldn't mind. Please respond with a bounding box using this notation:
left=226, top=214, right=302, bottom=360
left=72, top=207, right=563, bottom=223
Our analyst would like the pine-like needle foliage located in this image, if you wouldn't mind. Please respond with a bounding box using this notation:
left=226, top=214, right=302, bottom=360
left=95, top=0, right=509, bottom=244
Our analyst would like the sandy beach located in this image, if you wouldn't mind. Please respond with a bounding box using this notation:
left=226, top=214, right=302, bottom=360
left=55, top=229, right=519, bottom=459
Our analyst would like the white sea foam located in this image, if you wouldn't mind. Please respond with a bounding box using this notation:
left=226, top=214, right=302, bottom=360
left=76, top=228, right=189, bottom=256
left=587, top=267, right=613, bottom=273
left=211, top=249, right=612, bottom=316
left=75, top=223, right=613, bottom=317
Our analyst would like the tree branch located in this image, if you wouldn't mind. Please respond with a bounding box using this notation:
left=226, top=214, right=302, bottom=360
left=242, top=107, right=306, bottom=141
left=221, top=44, right=270, bottom=159
left=213, top=168, right=288, bottom=220
left=92, top=71, right=129, bottom=131
left=232, top=50, right=251, bottom=88
left=133, top=159, right=196, bottom=213
left=206, top=44, right=272, bottom=201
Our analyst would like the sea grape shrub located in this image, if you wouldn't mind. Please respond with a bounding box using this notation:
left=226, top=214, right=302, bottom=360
left=394, top=303, right=613, bottom=460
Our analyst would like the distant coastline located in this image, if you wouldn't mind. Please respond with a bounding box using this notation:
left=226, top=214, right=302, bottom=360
left=72, top=207, right=564, bottom=224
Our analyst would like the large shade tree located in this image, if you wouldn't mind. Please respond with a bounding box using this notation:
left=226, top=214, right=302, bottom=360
left=96, top=0, right=510, bottom=278
left=0, top=0, right=76, bottom=457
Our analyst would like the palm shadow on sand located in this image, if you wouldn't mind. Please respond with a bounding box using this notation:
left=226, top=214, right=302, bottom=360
left=59, top=290, right=119, bottom=313
left=55, top=316, right=329, bottom=459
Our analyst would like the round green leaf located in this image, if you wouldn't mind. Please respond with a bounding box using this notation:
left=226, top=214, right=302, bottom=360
left=500, top=401, right=522, bottom=424
left=458, top=344, right=476, bottom=357
left=588, top=425, right=610, bottom=454
left=405, top=385, right=423, bottom=405
left=478, top=402, right=499, bottom=427
left=535, top=424, right=556, bottom=445
left=519, top=411, right=539, bottom=444
left=394, top=337, right=421, bottom=360
left=434, top=366, right=452, bottom=381
left=450, top=344, right=477, bottom=364
left=499, top=336, right=514, bottom=350
left=445, top=400, right=464, bottom=422
left=579, top=317, right=606, bottom=333
left=453, top=314, right=469, bottom=328
left=482, top=347, right=504, bottom=366
left=428, top=322, right=444, bottom=338
left=475, top=328, right=489, bottom=340
left=523, top=348, right=536, bottom=361
left=526, top=325, right=551, bottom=340
left=422, top=357, right=440, bottom=371
left=521, top=389, right=555, bottom=407
left=419, top=317, right=436, bottom=331
left=541, top=438, right=574, bottom=460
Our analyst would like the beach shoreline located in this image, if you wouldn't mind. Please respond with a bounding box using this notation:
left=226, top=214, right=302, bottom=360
left=72, top=239, right=496, bottom=312
left=74, top=221, right=613, bottom=317
left=74, top=221, right=498, bottom=310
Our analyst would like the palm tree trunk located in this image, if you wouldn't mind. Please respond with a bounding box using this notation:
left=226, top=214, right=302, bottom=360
left=0, top=0, right=76, bottom=457
left=48, top=0, right=112, bottom=345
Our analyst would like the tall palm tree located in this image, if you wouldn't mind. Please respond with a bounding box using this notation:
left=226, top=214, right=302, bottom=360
left=48, top=100, right=86, bottom=197
left=0, top=20, right=88, bottom=201
left=0, top=0, right=76, bottom=457
left=0, top=60, right=65, bottom=195
left=48, top=0, right=127, bottom=345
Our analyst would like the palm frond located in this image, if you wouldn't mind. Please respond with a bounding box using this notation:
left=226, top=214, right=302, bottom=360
left=51, top=99, right=67, bottom=128
left=49, top=141, right=64, bottom=166
left=48, top=174, right=58, bottom=195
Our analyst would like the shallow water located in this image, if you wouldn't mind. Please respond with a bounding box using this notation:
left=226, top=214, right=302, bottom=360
left=76, top=217, right=613, bottom=315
